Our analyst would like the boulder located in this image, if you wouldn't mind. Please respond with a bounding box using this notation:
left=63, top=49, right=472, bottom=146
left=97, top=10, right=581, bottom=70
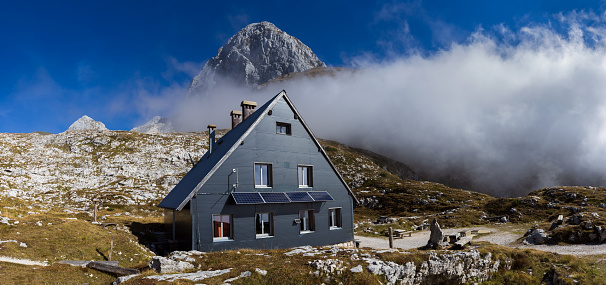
left=549, top=215, right=564, bottom=231
left=524, top=229, right=549, bottom=245
left=148, top=256, right=194, bottom=273
left=427, top=218, right=448, bottom=249
left=567, top=213, right=584, bottom=225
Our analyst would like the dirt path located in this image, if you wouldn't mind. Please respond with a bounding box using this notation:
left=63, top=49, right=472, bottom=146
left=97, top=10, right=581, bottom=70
left=355, top=225, right=606, bottom=256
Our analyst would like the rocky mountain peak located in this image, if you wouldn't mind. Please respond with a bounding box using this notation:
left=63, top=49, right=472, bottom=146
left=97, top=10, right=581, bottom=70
left=187, top=21, right=326, bottom=96
left=131, top=116, right=176, bottom=134
left=67, top=115, right=108, bottom=132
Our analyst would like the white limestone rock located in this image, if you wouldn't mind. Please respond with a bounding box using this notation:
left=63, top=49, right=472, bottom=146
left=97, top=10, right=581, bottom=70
left=149, top=256, right=194, bottom=273
left=0, top=130, right=207, bottom=211
left=67, top=115, right=108, bottom=132
left=188, top=21, right=326, bottom=96
left=523, top=229, right=549, bottom=245
left=365, top=250, right=501, bottom=285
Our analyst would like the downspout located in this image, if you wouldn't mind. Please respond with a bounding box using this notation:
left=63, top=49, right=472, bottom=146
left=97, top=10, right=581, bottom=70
left=172, top=210, right=176, bottom=240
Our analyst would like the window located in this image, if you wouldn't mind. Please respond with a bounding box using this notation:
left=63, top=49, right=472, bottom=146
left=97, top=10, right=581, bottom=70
left=256, top=212, right=274, bottom=237
left=213, top=214, right=232, bottom=240
left=299, top=210, right=315, bottom=233
left=329, top=208, right=342, bottom=229
left=276, top=122, right=291, bottom=135
left=254, top=163, right=272, bottom=187
left=298, top=165, right=313, bottom=187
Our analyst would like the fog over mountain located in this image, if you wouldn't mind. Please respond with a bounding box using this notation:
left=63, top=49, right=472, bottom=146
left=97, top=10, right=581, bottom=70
left=139, top=14, right=606, bottom=197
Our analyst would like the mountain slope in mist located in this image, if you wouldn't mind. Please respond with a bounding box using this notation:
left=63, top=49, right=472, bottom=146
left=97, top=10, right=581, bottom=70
left=187, top=21, right=326, bottom=96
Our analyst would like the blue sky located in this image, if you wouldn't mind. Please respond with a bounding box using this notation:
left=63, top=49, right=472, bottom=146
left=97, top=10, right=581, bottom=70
left=1, top=0, right=604, bottom=133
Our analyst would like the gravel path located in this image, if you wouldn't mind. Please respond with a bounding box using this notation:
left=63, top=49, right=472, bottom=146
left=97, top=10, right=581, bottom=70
left=355, top=225, right=606, bottom=256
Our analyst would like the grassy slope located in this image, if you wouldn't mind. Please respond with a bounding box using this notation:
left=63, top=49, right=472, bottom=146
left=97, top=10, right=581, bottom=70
left=1, top=131, right=605, bottom=283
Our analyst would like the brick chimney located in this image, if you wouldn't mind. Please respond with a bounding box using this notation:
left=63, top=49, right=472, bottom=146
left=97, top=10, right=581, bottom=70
left=207, top=124, right=216, bottom=154
left=230, top=110, right=242, bottom=129
left=241, top=100, right=257, bottom=121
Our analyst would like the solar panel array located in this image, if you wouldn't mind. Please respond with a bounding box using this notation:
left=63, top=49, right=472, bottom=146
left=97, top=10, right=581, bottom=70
left=232, top=192, right=265, bottom=204
left=286, top=192, right=314, bottom=202
left=260, top=192, right=290, bottom=203
left=231, top=191, right=334, bottom=204
left=308, top=191, right=334, bottom=201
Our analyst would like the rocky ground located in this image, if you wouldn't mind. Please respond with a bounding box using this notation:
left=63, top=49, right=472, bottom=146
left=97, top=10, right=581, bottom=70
left=1, top=130, right=606, bottom=283
left=0, top=130, right=208, bottom=214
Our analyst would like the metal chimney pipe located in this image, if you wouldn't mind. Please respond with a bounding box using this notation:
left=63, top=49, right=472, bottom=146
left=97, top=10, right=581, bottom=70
left=207, top=124, right=216, bottom=154
left=241, top=100, right=257, bottom=121
left=230, top=110, right=242, bottom=129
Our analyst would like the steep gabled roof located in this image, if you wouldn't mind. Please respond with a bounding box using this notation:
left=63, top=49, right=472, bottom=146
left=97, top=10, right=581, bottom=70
left=158, top=90, right=358, bottom=210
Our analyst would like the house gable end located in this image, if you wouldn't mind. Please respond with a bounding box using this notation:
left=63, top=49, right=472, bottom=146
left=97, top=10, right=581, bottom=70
left=158, top=90, right=358, bottom=211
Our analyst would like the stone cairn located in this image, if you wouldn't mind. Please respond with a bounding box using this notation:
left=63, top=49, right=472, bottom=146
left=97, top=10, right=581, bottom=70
left=427, top=218, right=449, bottom=249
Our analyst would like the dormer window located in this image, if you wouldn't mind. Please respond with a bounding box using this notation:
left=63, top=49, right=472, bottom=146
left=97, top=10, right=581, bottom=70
left=276, top=122, right=291, bottom=135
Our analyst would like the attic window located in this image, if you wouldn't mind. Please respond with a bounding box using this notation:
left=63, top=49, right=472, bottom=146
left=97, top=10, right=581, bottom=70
left=276, top=122, right=291, bottom=135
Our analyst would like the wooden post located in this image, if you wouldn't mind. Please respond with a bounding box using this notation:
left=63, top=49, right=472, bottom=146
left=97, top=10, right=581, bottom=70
left=388, top=227, right=394, bottom=249
left=92, top=199, right=100, bottom=223
left=109, top=233, right=114, bottom=261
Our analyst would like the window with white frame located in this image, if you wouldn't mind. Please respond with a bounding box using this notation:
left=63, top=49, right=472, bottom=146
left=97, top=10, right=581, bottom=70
left=299, top=209, right=315, bottom=233
left=254, top=163, right=272, bottom=187
left=212, top=214, right=232, bottom=240
left=298, top=165, right=313, bottom=187
left=255, top=212, right=274, bottom=237
left=329, top=208, right=342, bottom=229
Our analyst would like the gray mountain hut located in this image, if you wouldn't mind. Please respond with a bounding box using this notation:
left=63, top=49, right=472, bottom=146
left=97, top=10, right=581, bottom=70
left=158, top=90, right=358, bottom=251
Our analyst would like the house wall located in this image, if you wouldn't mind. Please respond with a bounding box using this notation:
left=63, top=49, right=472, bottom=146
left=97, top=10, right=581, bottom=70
left=190, top=98, right=355, bottom=251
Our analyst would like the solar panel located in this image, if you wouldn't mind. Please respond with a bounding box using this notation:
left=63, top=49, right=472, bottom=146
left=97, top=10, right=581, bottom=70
left=286, top=192, right=314, bottom=202
left=308, top=191, right=334, bottom=201
left=260, top=192, right=290, bottom=203
left=232, top=192, right=265, bottom=204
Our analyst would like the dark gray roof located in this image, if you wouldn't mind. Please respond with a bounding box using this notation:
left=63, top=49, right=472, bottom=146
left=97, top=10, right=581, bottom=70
left=158, top=90, right=358, bottom=210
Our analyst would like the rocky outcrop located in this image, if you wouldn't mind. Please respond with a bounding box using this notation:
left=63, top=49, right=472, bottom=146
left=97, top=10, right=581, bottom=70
left=131, top=116, right=176, bottom=134
left=67, top=115, right=108, bottom=132
left=365, top=250, right=502, bottom=285
left=148, top=250, right=204, bottom=273
left=308, top=259, right=344, bottom=274
left=187, top=21, right=325, bottom=96
left=0, top=130, right=207, bottom=211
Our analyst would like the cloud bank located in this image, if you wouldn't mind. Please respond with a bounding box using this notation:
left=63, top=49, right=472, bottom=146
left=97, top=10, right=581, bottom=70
left=142, top=11, right=606, bottom=197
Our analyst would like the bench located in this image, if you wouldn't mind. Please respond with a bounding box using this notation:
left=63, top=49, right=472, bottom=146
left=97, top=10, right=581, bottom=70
left=393, top=230, right=412, bottom=239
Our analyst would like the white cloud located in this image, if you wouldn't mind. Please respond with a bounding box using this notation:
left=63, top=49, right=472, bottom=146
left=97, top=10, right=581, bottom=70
left=128, top=11, right=606, bottom=197
left=162, top=57, right=205, bottom=80
left=254, top=12, right=606, bottom=196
